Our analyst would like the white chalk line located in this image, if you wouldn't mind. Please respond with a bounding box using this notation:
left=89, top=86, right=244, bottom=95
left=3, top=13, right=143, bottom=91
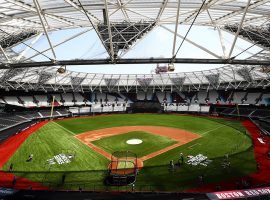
left=200, top=125, right=226, bottom=136
left=51, top=121, right=76, bottom=136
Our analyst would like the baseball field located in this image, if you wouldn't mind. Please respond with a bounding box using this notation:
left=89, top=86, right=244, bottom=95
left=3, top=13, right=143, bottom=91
left=2, top=114, right=257, bottom=191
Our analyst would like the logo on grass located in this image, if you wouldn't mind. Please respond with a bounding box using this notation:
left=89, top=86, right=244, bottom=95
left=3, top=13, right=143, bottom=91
left=186, top=154, right=212, bottom=166
left=47, top=153, right=75, bottom=165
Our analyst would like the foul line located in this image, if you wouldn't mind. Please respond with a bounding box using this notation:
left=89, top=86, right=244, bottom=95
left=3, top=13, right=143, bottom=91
left=201, top=122, right=244, bottom=135
left=200, top=125, right=226, bottom=136
left=52, top=121, right=76, bottom=136
left=188, top=143, right=201, bottom=149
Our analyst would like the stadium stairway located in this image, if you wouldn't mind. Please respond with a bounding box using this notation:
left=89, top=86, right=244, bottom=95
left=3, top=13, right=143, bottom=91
left=0, top=121, right=48, bottom=190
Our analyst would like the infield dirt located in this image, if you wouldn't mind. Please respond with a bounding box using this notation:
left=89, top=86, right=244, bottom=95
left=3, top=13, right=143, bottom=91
left=75, top=126, right=200, bottom=168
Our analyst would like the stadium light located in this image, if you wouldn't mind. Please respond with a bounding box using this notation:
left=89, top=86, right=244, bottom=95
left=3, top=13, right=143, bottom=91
left=57, top=65, right=66, bottom=74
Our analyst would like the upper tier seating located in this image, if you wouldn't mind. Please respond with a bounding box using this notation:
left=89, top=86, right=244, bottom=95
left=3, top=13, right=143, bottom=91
left=137, top=92, right=145, bottom=101
left=1, top=91, right=268, bottom=108
left=146, top=91, right=153, bottom=101
left=92, top=93, right=129, bottom=104
left=245, top=93, right=260, bottom=104
left=260, top=93, right=270, bottom=105
left=2, top=93, right=93, bottom=107
left=35, top=95, right=49, bottom=107
left=165, top=104, right=209, bottom=113
left=0, top=98, right=6, bottom=104
left=231, top=92, right=246, bottom=104
left=74, top=93, right=86, bottom=105
left=4, top=96, right=21, bottom=107
left=208, top=91, right=219, bottom=104
left=68, top=103, right=128, bottom=114
left=156, top=92, right=165, bottom=103
left=191, top=91, right=207, bottom=104
left=62, top=93, right=74, bottom=106
left=20, top=96, right=37, bottom=107
left=53, top=94, right=63, bottom=106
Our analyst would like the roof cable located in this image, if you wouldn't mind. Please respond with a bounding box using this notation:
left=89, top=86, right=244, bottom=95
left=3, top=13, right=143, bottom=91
left=172, top=0, right=206, bottom=60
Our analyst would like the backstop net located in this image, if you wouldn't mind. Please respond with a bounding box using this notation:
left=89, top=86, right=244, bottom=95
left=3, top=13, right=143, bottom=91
left=109, top=151, right=138, bottom=176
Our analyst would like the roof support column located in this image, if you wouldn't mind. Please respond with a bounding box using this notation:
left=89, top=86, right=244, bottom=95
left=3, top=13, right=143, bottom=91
left=172, top=0, right=181, bottom=59
left=228, top=0, right=251, bottom=58
left=23, top=29, right=91, bottom=62
left=33, top=0, right=57, bottom=60
left=16, top=33, right=43, bottom=61
left=117, top=0, right=130, bottom=22
left=104, top=0, right=115, bottom=61
left=162, top=25, right=221, bottom=58
left=0, top=45, right=10, bottom=62
left=203, top=0, right=226, bottom=58
left=156, top=0, right=169, bottom=23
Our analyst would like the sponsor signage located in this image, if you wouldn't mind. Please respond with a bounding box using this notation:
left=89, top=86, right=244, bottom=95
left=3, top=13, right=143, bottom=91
left=207, top=187, right=270, bottom=199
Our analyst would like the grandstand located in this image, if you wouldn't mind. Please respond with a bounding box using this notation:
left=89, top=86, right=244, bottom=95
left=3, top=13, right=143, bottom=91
left=0, top=0, right=270, bottom=199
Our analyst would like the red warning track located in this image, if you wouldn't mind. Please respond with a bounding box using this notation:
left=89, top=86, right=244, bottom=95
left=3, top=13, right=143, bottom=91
left=0, top=121, right=48, bottom=190
left=187, top=119, right=270, bottom=192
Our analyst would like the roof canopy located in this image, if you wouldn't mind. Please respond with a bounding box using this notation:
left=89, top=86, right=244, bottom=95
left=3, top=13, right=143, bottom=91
left=0, top=0, right=270, bottom=91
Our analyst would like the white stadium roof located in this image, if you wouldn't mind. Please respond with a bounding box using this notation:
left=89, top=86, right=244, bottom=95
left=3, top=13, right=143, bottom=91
left=0, top=0, right=270, bottom=91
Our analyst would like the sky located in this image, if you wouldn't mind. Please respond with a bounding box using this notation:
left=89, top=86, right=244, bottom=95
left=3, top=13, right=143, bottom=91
left=12, top=24, right=262, bottom=74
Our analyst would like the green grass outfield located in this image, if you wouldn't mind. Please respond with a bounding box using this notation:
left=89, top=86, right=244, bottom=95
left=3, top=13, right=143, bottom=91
left=3, top=114, right=256, bottom=191
left=92, top=131, right=177, bottom=157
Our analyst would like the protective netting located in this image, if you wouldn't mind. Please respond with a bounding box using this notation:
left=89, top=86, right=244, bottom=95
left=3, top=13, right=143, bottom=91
left=109, top=151, right=138, bottom=176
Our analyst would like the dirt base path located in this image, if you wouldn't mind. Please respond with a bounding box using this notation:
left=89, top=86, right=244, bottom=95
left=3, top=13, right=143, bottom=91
left=75, top=126, right=200, bottom=166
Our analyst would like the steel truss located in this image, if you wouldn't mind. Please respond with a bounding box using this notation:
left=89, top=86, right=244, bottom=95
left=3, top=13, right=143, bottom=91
left=0, top=65, right=269, bottom=93
left=0, top=0, right=270, bottom=62
left=0, top=0, right=270, bottom=92
left=225, top=24, right=270, bottom=49
left=0, top=58, right=269, bottom=69
left=97, top=21, right=156, bottom=57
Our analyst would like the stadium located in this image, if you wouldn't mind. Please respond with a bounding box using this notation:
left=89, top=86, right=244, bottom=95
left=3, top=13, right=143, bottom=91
left=0, top=0, right=270, bottom=199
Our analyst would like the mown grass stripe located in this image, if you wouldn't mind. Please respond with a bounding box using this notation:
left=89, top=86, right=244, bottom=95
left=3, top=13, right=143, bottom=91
left=52, top=121, right=76, bottom=135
